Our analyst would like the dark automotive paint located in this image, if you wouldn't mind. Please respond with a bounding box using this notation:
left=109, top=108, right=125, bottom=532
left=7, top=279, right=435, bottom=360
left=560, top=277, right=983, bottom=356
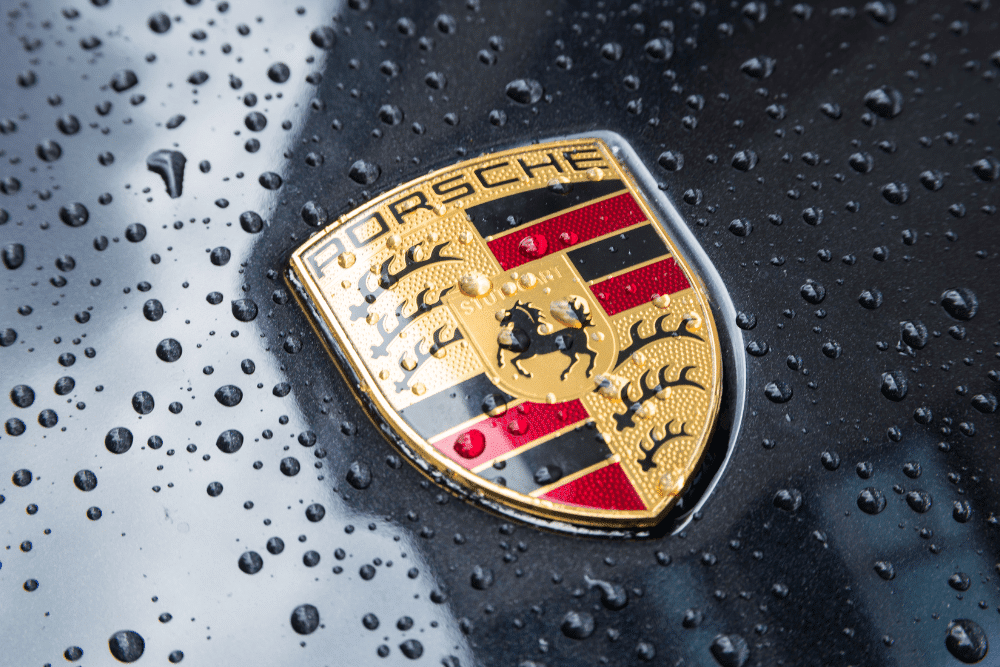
left=0, top=1, right=998, bottom=665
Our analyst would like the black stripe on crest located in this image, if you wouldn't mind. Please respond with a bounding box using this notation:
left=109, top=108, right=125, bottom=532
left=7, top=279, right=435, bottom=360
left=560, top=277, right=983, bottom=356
left=466, top=179, right=625, bottom=239
left=400, top=374, right=513, bottom=440
left=566, top=223, right=666, bottom=282
left=478, top=424, right=613, bottom=496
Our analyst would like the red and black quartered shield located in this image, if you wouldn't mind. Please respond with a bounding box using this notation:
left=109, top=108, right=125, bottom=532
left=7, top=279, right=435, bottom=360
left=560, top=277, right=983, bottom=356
left=291, top=138, right=722, bottom=528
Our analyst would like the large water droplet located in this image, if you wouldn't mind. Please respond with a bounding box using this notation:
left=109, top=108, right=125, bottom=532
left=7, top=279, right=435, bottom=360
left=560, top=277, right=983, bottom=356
left=347, top=461, right=372, bottom=489
left=290, top=604, right=320, bottom=635
left=59, top=202, right=89, bottom=227
left=505, top=79, right=543, bottom=104
left=348, top=160, right=380, bottom=185
left=146, top=150, right=186, bottom=198
left=109, top=70, right=138, bottom=93
left=940, top=288, right=978, bottom=321
left=864, top=87, right=903, bottom=118
left=560, top=611, right=594, bottom=639
left=946, top=619, right=989, bottom=663
left=216, top=429, right=244, bottom=453
left=105, top=427, right=133, bottom=454
left=156, top=338, right=182, bottom=362
left=710, top=635, right=749, bottom=667
left=857, top=487, right=887, bottom=514
left=2, top=243, right=24, bottom=270
left=108, top=630, right=145, bottom=662
left=880, top=371, right=907, bottom=401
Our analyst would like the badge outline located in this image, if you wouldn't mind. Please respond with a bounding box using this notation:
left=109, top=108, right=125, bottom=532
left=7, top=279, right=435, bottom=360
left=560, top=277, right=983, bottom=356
left=288, top=137, right=724, bottom=529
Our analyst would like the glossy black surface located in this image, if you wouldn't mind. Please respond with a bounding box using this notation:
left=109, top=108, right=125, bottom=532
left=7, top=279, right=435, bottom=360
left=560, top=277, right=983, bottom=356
left=1, top=1, right=998, bottom=665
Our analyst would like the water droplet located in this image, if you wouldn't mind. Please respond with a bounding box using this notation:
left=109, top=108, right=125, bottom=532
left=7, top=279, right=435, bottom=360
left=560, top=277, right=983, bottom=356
left=280, top=457, right=301, bottom=476
left=471, top=565, right=494, bottom=590
left=131, top=391, right=154, bottom=415
left=146, top=150, right=186, bottom=198
left=949, top=573, right=971, bottom=592
left=214, top=385, right=243, bottom=407
left=731, top=150, right=758, bottom=171
left=74, top=469, right=97, bottom=491
left=110, top=70, right=138, bottom=93
left=310, top=26, right=336, bottom=49
left=57, top=114, right=81, bottom=135
left=377, top=104, right=403, bottom=125
left=600, top=42, right=623, bottom=61
left=454, top=430, right=486, bottom=459
left=148, top=12, right=171, bottom=33
left=560, top=611, right=594, bottom=639
left=773, top=489, right=803, bottom=512
left=847, top=153, right=874, bottom=174
left=238, top=551, right=263, bottom=574
left=2, top=243, right=24, bottom=270
left=858, top=289, right=883, bottom=310
left=399, top=639, right=423, bottom=659
left=505, top=79, right=543, bottom=104
left=881, top=182, right=909, bottom=205
left=216, top=429, right=243, bottom=454
left=156, top=338, right=182, bottom=362
left=728, top=218, right=752, bottom=237
left=905, top=490, right=932, bottom=513
left=864, top=87, right=903, bottom=118
left=857, top=487, right=887, bottom=514
left=59, top=202, right=89, bottom=227
left=940, top=288, right=978, bottom=321
left=300, top=200, right=327, bottom=227
left=10, top=384, right=35, bottom=408
left=244, top=111, right=267, bottom=131
left=347, top=461, right=372, bottom=489
left=945, top=619, right=988, bottom=663
left=880, top=371, right=907, bottom=401
left=657, top=151, right=683, bottom=171
left=873, top=560, right=895, bottom=580
left=800, top=280, right=825, bottom=304
left=972, top=157, right=999, bottom=182
left=267, top=62, right=291, bottom=83
left=740, top=56, right=774, bottom=78
left=763, top=381, right=792, bottom=403
left=258, top=172, right=283, bottom=190
left=709, top=634, right=749, bottom=667
left=348, top=160, right=380, bottom=185
left=36, top=140, right=62, bottom=162
left=290, top=604, right=319, bottom=635
left=864, top=1, right=896, bottom=24
left=108, top=630, right=145, bottom=663
left=645, top=38, right=673, bottom=61
left=105, top=427, right=133, bottom=454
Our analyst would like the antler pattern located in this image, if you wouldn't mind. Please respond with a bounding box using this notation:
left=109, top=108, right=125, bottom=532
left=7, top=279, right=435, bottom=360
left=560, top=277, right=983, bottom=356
left=638, top=420, right=691, bottom=472
left=615, top=314, right=704, bottom=367
left=368, top=286, right=455, bottom=358
left=393, top=325, right=464, bottom=393
left=350, top=242, right=459, bottom=320
left=612, top=365, right=704, bottom=432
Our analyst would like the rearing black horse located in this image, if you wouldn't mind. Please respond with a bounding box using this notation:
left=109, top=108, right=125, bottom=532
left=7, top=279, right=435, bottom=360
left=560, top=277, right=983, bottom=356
left=496, top=300, right=598, bottom=381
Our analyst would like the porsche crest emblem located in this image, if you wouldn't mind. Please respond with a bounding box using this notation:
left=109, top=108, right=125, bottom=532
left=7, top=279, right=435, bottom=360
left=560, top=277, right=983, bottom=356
left=289, top=138, right=722, bottom=529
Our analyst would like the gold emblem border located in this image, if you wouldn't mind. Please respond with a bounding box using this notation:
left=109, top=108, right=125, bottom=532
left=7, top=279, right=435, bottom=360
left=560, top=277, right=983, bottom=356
left=288, top=138, right=723, bottom=529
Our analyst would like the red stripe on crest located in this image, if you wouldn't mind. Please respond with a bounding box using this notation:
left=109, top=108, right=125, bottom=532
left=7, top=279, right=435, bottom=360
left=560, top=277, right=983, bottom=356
left=588, top=257, right=689, bottom=316
left=487, top=192, right=645, bottom=271
left=540, top=462, right=646, bottom=511
left=430, top=399, right=589, bottom=470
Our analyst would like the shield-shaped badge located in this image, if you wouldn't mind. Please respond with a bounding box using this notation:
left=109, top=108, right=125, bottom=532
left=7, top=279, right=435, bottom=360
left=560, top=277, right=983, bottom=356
left=289, top=137, right=722, bottom=529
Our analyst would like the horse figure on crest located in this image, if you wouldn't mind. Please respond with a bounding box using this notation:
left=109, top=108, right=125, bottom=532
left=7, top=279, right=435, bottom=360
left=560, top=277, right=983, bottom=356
left=496, top=297, right=598, bottom=381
